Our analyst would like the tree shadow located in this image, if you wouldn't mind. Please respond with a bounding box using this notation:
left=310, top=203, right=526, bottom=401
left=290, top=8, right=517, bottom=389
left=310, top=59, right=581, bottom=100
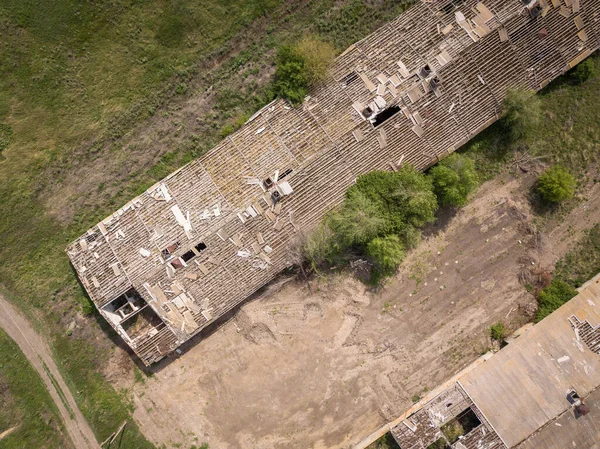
left=527, top=179, right=559, bottom=216
left=422, top=206, right=460, bottom=238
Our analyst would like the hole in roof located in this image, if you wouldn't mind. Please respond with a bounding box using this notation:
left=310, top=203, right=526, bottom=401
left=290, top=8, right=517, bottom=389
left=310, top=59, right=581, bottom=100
left=441, top=408, right=481, bottom=444
left=161, top=242, right=180, bottom=259
left=181, top=250, right=196, bottom=262
left=373, top=105, right=401, bottom=127
left=279, top=168, right=293, bottom=180
left=340, top=71, right=359, bottom=87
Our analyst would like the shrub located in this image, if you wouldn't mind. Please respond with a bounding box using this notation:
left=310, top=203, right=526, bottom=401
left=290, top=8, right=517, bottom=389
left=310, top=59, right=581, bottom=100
left=426, top=438, right=448, bottom=449
left=273, top=36, right=335, bottom=105
left=537, top=165, right=576, bottom=203
left=308, top=166, right=437, bottom=283
left=218, top=124, right=235, bottom=138
left=490, top=322, right=505, bottom=341
left=441, top=420, right=464, bottom=443
left=327, top=189, right=388, bottom=246
left=301, top=223, right=340, bottom=271
left=327, top=166, right=437, bottom=252
left=366, top=235, right=406, bottom=277
left=429, top=154, right=479, bottom=207
left=501, top=88, right=542, bottom=141
left=352, top=166, right=438, bottom=236
left=536, top=278, right=578, bottom=322
left=273, top=45, right=309, bottom=105
left=294, top=36, right=336, bottom=85
left=570, top=58, right=597, bottom=84
left=365, top=432, right=401, bottom=449
left=81, top=297, right=95, bottom=316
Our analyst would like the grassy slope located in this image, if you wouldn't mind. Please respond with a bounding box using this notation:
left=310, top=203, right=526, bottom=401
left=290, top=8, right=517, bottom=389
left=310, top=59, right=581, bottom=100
left=0, top=329, right=73, bottom=449
left=0, top=0, right=411, bottom=447
left=556, top=223, right=600, bottom=287
left=462, top=56, right=600, bottom=179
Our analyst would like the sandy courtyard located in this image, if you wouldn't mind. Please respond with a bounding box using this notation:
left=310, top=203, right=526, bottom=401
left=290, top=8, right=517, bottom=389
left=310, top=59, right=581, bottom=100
left=120, top=173, right=600, bottom=449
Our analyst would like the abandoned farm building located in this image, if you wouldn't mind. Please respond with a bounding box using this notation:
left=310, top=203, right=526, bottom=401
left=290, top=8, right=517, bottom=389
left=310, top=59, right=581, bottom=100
left=67, top=0, right=600, bottom=365
left=387, top=276, right=600, bottom=449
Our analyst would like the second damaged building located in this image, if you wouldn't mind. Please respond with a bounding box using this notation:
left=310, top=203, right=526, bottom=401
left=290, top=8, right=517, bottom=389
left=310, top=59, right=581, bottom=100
left=388, top=277, right=600, bottom=448
left=67, top=0, right=600, bottom=365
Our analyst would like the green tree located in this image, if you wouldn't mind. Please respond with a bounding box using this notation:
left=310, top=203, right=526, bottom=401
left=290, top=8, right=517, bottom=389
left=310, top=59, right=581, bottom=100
left=537, top=165, right=576, bottom=203
left=310, top=167, right=437, bottom=283
left=501, top=88, right=542, bottom=141
left=295, top=36, right=336, bottom=85
left=429, top=153, right=479, bottom=206
left=570, top=58, right=597, bottom=84
left=536, top=278, right=578, bottom=322
left=273, top=45, right=309, bottom=105
left=352, top=166, right=438, bottom=235
left=300, top=223, right=340, bottom=271
left=366, top=235, right=406, bottom=277
left=273, top=36, right=335, bottom=105
left=394, top=166, right=439, bottom=229
left=327, top=190, right=387, bottom=246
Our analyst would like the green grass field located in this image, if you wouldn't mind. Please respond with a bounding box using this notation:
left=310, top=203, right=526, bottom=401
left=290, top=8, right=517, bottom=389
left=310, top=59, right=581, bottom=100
left=0, top=329, right=73, bottom=449
left=556, top=223, right=600, bottom=287
left=462, top=56, right=600, bottom=179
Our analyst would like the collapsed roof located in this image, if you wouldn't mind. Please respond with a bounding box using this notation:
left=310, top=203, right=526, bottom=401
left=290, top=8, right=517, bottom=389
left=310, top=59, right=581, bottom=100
left=67, top=0, right=599, bottom=365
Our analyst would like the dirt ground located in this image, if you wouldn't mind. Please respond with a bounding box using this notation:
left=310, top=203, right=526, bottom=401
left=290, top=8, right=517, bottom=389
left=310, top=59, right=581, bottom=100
left=106, top=170, right=600, bottom=449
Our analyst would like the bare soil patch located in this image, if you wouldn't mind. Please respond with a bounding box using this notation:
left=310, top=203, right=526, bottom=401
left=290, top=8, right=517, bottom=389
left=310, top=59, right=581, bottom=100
left=118, top=170, right=600, bottom=449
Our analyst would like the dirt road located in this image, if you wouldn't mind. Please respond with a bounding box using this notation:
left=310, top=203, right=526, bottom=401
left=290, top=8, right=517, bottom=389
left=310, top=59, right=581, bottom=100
left=0, top=294, right=101, bottom=449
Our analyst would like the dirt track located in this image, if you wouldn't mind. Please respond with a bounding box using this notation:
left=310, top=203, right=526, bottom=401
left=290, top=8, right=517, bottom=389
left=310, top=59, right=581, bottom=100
left=0, top=294, right=101, bottom=449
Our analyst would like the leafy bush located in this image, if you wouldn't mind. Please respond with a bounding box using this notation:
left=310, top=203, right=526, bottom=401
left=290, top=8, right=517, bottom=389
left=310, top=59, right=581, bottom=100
left=490, top=322, right=505, bottom=341
left=537, top=165, right=576, bottom=203
left=273, top=45, right=309, bottom=105
left=81, top=297, right=95, bottom=316
left=218, top=124, right=235, bottom=138
left=352, top=166, right=438, bottom=236
left=536, top=278, right=578, bottom=322
left=365, top=432, right=401, bottom=449
left=327, top=190, right=388, bottom=246
left=441, top=420, right=464, bottom=443
left=501, top=88, right=542, bottom=141
left=570, top=58, right=597, bottom=84
left=273, top=36, right=335, bottom=105
left=426, top=438, right=449, bottom=449
left=429, top=153, right=479, bottom=206
left=312, top=166, right=437, bottom=283
left=301, top=223, right=341, bottom=271
left=367, top=235, right=406, bottom=277
left=327, top=167, right=437, bottom=250
left=294, top=36, right=336, bottom=86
